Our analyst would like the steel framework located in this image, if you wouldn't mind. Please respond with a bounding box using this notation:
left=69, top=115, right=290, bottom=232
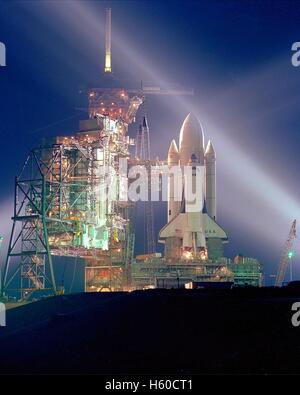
left=1, top=149, right=57, bottom=298
left=275, top=219, right=296, bottom=287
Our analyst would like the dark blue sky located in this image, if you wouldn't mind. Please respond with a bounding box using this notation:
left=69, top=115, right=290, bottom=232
left=1, top=0, right=300, bottom=283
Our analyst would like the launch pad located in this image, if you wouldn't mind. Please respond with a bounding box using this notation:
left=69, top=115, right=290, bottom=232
left=0, top=8, right=263, bottom=299
left=131, top=256, right=262, bottom=289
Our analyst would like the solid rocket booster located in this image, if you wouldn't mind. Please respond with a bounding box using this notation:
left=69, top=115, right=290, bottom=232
left=205, top=140, right=216, bottom=220
left=167, top=139, right=180, bottom=223
left=104, top=8, right=112, bottom=73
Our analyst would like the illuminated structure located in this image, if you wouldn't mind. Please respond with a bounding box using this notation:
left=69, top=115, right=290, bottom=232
left=1, top=7, right=145, bottom=297
left=0, top=8, right=262, bottom=298
left=1, top=87, right=143, bottom=297
left=131, top=256, right=262, bottom=289
left=0, top=7, right=193, bottom=298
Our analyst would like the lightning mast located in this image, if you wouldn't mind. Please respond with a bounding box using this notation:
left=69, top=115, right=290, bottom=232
left=104, top=8, right=112, bottom=73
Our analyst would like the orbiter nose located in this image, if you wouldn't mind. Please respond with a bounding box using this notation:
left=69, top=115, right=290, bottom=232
left=179, top=113, right=204, bottom=166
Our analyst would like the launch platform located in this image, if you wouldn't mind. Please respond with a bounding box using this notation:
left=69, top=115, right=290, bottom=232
left=0, top=7, right=263, bottom=299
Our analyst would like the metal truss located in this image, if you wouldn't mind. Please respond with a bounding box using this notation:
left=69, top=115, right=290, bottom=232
left=1, top=149, right=57, bottom=299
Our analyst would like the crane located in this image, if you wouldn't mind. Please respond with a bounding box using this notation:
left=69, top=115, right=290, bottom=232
left=275, top=219, right=297, bottom=287
left=0, top=235, right=3, bottom=296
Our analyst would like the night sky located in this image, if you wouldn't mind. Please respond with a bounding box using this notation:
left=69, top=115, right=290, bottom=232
left=1, top=0, right=300, bottom=284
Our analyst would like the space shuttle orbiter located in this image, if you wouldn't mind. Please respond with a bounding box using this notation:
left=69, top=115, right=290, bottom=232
left=158, top=113, right=228, bottom=260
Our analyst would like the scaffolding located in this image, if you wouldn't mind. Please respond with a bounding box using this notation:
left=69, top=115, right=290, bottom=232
left=2, top=88, right=144, bottom=298
left=131, top=257, right=263, bottom=289
left=1, top=149, right=57, bottom=299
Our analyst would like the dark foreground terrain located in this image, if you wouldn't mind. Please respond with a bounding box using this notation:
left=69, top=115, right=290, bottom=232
left=0, top=288, right=300, bottom=374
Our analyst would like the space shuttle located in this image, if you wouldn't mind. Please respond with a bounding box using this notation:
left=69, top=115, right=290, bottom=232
left=159, top=113, right=228, bottom=260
